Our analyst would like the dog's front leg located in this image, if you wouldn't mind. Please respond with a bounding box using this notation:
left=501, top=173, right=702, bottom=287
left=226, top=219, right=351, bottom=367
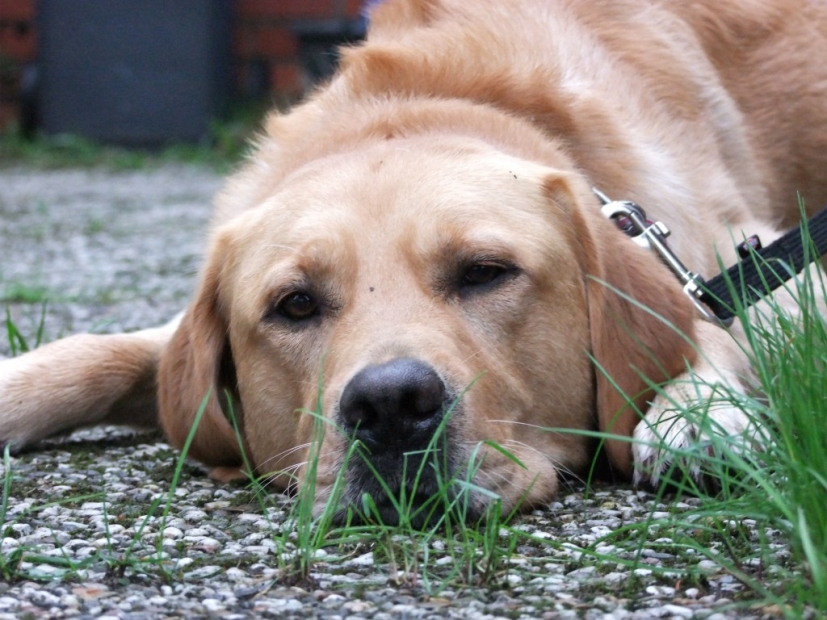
left=0, top=314, right=182, bottom=452
left=631, top=319, right=759, bottom=486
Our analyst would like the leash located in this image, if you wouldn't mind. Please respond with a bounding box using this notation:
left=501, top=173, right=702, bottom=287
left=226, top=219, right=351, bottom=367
left=593, top=189, right=827, bottom=326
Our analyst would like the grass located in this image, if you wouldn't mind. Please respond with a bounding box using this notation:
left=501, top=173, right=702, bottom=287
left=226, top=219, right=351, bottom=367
left=707, top=269, right=827, bottom=614
left=0, top=282, right=51, bottom=305
left=588, top=231, right=827, bottom=617
left=0, top=100, right=268, bottom=173
left=1, top=222, right=826, bottom=616
left=4, top=303, right=46, bottom=355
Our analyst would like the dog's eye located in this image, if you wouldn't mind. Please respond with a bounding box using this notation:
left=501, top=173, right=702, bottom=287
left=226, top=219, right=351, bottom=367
left=462, top=263, right=507, bottom=287
left=277, top=292, right=319, bottom=321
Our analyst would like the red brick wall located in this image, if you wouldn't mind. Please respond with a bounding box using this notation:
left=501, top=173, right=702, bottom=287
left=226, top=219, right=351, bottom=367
left=0, top=0, right=36, bottom=129
left=235, top=0, right=364, bottom=100
left=0, top=0, right=365, bottom=132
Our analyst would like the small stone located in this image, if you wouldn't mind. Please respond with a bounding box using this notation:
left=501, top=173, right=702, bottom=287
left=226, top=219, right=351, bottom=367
left=0, top=539, right=20, bottom=554
left=645, top=585, right=675, bottom=597
left=323, top=594, right=346, bottom=607
left=203, top=598, right=224, bottom=612
left=175, top=558, right=194, bottom=570
left=184, top=509, right=209, bottom=522
left=185, top=565, right=222, bottom=579
left=348, top=552, right=374, bottom=566
left=566, top=566, right=596, bottom=579
left=30, top=590, right=61, bottom=608
left=343, top=600, right=372, bottom=613
left=660, top=604, right=693, bottom=618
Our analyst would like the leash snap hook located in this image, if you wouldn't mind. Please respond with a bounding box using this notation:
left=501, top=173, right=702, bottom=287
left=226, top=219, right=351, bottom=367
left=682, top=276, right=733, bottom=328
left=593, top=188, right=733, bottom=328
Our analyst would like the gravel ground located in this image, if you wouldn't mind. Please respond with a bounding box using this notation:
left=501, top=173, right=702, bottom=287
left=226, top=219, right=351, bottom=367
left=0, top=165, right=795, bottom=619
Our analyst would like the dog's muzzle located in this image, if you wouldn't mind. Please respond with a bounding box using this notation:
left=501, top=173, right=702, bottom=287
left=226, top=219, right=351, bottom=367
left=335, top=357, right=468, bottom=525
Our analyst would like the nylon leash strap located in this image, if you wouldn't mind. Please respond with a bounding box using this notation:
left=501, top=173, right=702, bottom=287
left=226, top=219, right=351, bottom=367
left=700, top=207, right=827, bottom=322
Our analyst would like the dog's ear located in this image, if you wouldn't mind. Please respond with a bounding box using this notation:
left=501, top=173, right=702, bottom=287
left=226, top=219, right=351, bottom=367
left=158, top=231, right=244, bottom=470
left=545, top=176, right=697, bottom=476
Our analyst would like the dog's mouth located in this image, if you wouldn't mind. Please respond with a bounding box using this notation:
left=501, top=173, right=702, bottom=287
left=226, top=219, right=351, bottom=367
left=329, top=430, right=489, bottom=528
left=315, top=357, right=493, bottom=526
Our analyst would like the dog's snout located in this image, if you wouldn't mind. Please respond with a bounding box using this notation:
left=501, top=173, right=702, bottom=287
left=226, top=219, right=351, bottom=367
left=339, top=358, right=447, bottom=446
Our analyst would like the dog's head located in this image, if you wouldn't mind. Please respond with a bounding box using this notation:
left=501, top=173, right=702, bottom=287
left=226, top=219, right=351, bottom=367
left=158, top=134, right=695, bottom=524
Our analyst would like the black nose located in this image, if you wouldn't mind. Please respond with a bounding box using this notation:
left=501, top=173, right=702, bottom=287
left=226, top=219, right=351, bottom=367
left=339, top=358, right=448, bottom=449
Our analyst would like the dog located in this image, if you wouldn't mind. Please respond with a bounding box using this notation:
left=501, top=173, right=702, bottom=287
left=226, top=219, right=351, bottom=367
left=2, top=0, right=827, bottom=524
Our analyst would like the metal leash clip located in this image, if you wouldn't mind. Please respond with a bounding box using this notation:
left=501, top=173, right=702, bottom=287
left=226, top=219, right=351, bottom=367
left=593, top=188, right=733, bottom=327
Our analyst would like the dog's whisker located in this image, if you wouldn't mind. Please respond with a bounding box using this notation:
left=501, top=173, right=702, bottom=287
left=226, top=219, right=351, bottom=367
left=488, top=419, right=552, bottom=431
left=258, top=461, right=303, bottom=481
left=265, top=442, right=312, bottom=463
left=258, top=460, right=309, bottom=491
left=471, top=464, right=508, bottom=487
left=500, top=438, right=581, bottom=476
left=499, top=438, right=547, bottom=458
left=459, top=349, right=485, bottom=365
left=469, top=467, right=510, bottom=499
left=257, top=442, right=313, bottom=469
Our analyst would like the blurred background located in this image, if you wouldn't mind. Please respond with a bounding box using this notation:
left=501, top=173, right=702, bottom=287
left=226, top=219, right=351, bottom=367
left=0, top=0, right=369, bottom=165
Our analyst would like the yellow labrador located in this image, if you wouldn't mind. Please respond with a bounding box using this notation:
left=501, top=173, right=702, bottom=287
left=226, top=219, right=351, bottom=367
left=2, top=0, right=827, bottom=523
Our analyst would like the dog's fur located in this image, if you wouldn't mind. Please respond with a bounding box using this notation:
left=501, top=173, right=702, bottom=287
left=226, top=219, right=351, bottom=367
left=2, top=0, right=827, bottom=522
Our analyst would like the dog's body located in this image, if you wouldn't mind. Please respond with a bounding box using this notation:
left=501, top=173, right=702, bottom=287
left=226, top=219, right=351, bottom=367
left=2, top=0, right=827, bottom=522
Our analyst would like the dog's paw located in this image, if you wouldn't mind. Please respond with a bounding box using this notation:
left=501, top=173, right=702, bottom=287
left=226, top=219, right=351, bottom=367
left=630, top=318, right=765, bottom=489
left=0, top=355, right=31, bottom=453
left=0, top=354, right=47, bottom=452
left=631, top=377, right=761, bottom=489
